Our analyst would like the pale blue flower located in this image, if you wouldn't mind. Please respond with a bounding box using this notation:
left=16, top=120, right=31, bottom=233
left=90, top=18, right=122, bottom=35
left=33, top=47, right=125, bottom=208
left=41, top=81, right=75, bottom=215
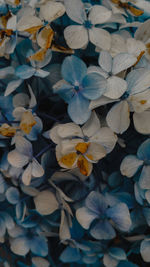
left=53, top=55, right=107, bottom=124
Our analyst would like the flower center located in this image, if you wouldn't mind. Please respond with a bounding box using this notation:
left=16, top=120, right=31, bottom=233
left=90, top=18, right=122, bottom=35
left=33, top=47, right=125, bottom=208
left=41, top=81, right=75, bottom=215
left=75, top=142, right=90, bottom=154
left=84, top=20, right=93, bottom=29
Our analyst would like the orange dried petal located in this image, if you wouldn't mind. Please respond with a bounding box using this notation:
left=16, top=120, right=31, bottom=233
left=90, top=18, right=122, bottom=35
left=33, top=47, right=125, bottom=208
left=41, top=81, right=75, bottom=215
left=75, top=142, right=90, bottom=154
left=77, top=155, right=90, bottom=176
left=59, top=153, right=77, bottom=168
left=20, top=111, right=36, bottom=134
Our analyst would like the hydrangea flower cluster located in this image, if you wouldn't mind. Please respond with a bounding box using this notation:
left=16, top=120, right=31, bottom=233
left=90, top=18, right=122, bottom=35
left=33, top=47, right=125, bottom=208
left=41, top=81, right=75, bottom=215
left=1, top=0, right=150, bottom=266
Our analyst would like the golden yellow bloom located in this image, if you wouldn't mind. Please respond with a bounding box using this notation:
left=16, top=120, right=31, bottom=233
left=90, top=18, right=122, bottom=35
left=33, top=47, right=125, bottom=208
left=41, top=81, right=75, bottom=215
left=0, top=123, right=16, bottom=137
left=20, top=111, right=36, bottom=134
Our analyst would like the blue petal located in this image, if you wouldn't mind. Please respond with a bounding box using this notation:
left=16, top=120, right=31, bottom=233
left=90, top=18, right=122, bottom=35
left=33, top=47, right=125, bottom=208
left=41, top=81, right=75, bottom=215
left=140, top=239, right=150, bottom=262
left=30, top=236, right=48, bottom=256
left=82, top=73, right=106, bottom=100
left=60, top=246, right=81, bottom=263
left=6, top=187, right=20, bottom=204
left=109, top=247, right=126, bottom=260
left=54, top=83, right=74, bottom=103
left=0, top=95, right=14, bottom=120
left=15, top=65, right=36, bottom=79
left=5, top=79, right=23, bottom=96
left=137, top=138, right=150, bottom=161
left=143, top=207, right=150, bottom=226
left=26, top=117, right=43, bottom=141
left=85, top=191, right=108, bottom=215
left=90, top=219, right=116, bottom=240
left=68, top=93, right=91, bottom=124
left=1, top=212, right=14, bottom=230
left=34, top=69, right=50, bottom=78
left=118, top=261, right=139, bottom=267
left=106, top=203, right=131, bottom=232
left=139, top=165, right=150, bottom=189
left=61, top=55, right=87, bottom=85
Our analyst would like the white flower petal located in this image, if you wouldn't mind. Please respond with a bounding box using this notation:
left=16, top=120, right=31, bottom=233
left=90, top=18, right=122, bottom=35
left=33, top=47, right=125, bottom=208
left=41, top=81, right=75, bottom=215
left=8, top=150, right=29, bottom=168
left=57, top=123, right=83, bottom=139
left=76, top=207, right=98, bottom=229
left=15, top=136, right=32, bottom=157
left=106, top=101, right=130, bottom=134
left=64, top=0, right=86, bottom=24
left=34, top=190, right=59, bottom=215
left=89, top=27, right=111, bottom=50
left=98, top=51, right=112, bottom=73
left=17, top=15, right=42, bottom=32
left=82, top=111, right=101, bottom=138
left=120, top=155, right=143, bottom=178
left=88, top=5, right=111, bottom=25
left=40, top=2, right=65, bottom=22
left=112, top=53, right=137, bottom=75
left=64, top=25, right=88, bottom=49
left=128, top=89, right=150, bottom=113
left=90, top=96, right=117, bottom=110
left=31, top=158, right=44, bottom=177
left=133, top=111, right=150, bottom=134
left=104, top=76, right=127, bottom=99
left=22, top=164, right=32, bottom=186
left=91, top=127, right=117, bottom=153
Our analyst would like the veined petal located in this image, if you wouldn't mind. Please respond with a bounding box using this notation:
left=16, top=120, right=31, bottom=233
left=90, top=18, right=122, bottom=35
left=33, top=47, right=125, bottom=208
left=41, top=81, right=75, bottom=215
left=88, top=5, right=111, bottom=25
left=140, top=239, right=150, bottom=262
left=17, top=15, right=42, bottom=32
left=77, top=155, right=93, bottom=176
left=137, top=138, right=150, bottom=160
left=86, top=143, right=106, bottom=161
left=10, top=237, right=30, bottom=256
left=139, top=165, right=150, bottom=189
left=57, top=123, right=83, bottom=139
left=106, top=203, right=132, bottom=232
left=90, top=219, right=116, bottom=240
left=64, top=25, right=88, bottom=49
left=120, top=155, right=143, bottom=178
left=40, top=2, right=65, bottom=22
left=85, top=191, right=108, bottom=214
left=103, top=254, right=118, bottom=267
left=90, top=96, right=117, bottom=110
left=4, top=79, right=23, bottom=96
left=91, top=127, right=117, bottom=153
left=98, top=51, right=112, bottom=73
left=31, top=158, right=44, bottom=177
left=76, top=207, right=98, bottom=229
left=30, top=236, right=48, bottom=256
left=15, top=136, right=32, bottom=157
left=112, top=53, right=137, bottom=75
left=68, top=93, right=91, bottom=125
left=106, top=101, right=130, bottom=134
left=89, top=27, right=111, bottom=50
left=64, top=0, right=86, bottom=24
left=61, top=55, right=87, bottom=85
left=128, top=89, right=150, bottom=113
left=82, top=111, right=101, bottom=138
left=133, top=111, right=150, bottom=134
left=82, top=73, right=107, bottom=100
left=15, top=65, right=36, bottom=79
left=104, top=76, right=127, bottom=99
left=8, top=150, right=29, bottom=168
left=126, top=69, right=150, bottom=95
left=22, top=164, right=32, bottom=186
